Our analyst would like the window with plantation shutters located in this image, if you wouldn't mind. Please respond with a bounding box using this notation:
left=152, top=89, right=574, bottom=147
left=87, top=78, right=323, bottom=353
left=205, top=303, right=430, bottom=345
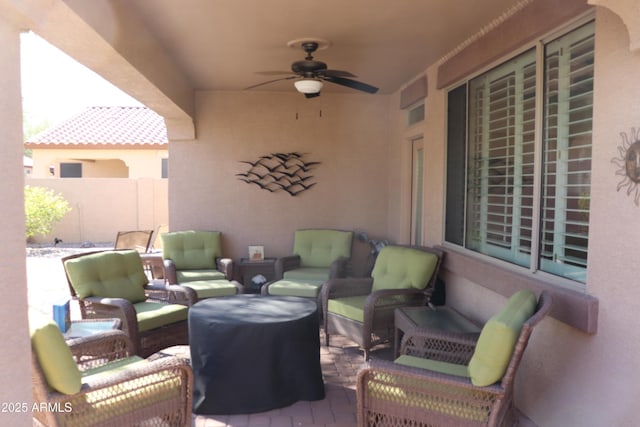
left=445, top=20, right=594, bottom=286
left=466, top=50, right=536, bottom=268
left=539, top=24, right=593, bottom=282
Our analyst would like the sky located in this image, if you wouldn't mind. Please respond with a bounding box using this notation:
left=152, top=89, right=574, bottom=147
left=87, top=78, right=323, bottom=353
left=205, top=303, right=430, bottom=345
left=20, top=31, right=143, bottom=129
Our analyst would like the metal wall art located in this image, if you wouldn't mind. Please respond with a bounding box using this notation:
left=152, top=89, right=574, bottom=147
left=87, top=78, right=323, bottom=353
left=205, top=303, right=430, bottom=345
left=236, top=152, right=320, bottom=196
left=612, top=128, right=640, bottom=206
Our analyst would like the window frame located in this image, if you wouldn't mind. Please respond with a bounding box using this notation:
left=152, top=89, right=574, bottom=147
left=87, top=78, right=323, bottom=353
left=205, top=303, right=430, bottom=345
left=443, top=15, right=595, bottom=293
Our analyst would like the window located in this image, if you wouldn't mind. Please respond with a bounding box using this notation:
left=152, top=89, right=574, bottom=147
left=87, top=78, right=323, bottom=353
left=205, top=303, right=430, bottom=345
left=161, top=158, right=169, bottom=178
left=60, top=162, right=82, bottom=178
left=411, top=137, right=424, bottom=245
left=445, top=21, right=594, bottom=285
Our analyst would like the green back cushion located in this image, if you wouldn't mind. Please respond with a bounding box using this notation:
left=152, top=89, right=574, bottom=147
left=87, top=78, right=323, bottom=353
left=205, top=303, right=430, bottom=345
left=162, top=230, right=221, bottom=270
left=64, top=250, right=147, bottom=303
left=293, top=229, right=352, bottom=268
left=134, top=302, right=189, bottom=332
left=371, top=246, right=438, bottom=292
left=468, top=290, right=537, bottom=386
left=31, top=321, right=81, bottom=395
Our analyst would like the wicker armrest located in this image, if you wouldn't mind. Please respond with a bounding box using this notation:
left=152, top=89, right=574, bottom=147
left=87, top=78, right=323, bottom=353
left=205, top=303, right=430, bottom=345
left=400, top=327, right=479, bottom=365
left=82, top=296, right=140, bottom=346
left=275, top=255, right=301, bottom=279
left=329, top=256, right=351, bottom=278
left=81, top=355, right=193, bottom=389
left=364, top=288, right=430, bottom=311
left=166, top=283, right=198, bottom=305
left=163, top=259, right=179, bottom=285
left=325, top=277, right=374, bottom=298
left=216, top=257, right=234, bottom=279
left=68, top=330, right=133, bottom=370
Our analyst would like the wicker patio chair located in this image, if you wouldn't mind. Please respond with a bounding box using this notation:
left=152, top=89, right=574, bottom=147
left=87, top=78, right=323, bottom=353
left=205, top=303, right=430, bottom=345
left=62, top=250, right=192, bottom=357
left=262, top=229, right=353, bottom=305
left=356, top=291, right=552, bottom=427
left=114, top=229, right=154, bottom=253
left=31, top=322, right=192, bottom=427
left=322, top=245, right=443, bottom=359
left=161, top=230, right=243, bottom=301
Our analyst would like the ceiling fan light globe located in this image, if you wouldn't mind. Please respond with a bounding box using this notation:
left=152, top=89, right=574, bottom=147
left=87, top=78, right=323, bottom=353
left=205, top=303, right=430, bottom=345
left=294, top=79, right=323, bottom=94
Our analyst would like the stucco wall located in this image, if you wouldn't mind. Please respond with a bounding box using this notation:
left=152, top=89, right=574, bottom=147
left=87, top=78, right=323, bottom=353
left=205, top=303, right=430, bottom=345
left=417, top=7, right=639, bottom=427
left=27, top=178, right=168, bottom=244
left=169, top=91, right=394, bottom=275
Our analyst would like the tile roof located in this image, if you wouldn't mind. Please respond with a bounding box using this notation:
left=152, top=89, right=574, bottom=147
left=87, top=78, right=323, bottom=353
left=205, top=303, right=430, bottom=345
left=25, top=106, right=168, bottom=147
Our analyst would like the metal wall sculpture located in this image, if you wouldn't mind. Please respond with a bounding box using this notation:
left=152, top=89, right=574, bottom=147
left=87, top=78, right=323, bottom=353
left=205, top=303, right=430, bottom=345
left=236, top=152, right=320, bottom=196
left=612, top=128, right=640, bottom=206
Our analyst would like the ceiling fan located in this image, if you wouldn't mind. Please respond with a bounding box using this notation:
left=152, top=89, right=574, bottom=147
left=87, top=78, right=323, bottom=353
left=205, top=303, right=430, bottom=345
left=245, top=41, right=379, bottom=98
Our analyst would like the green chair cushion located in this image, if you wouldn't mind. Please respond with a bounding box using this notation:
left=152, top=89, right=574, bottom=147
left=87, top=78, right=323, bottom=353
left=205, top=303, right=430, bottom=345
left=134, top=302, right=189, bottom=332
left=395, top=355, right=470, bottom=378
left=366, top=370, right=490, bottom=423
left=182, top=280, right=238, bottom=299
left=177, top=269, right=226, bottom=282
left=162, top=230, right=221, bottom=270
left=283, top=267, right=331, bottom=282
left=292, top=229, right=352, bottom=268
left=81, top=356, right=145, bottom=379
left=327, top=295, right=367, bottom=322
left=371, top=246, right=438, bottom=292
left=468, top=290, right=537, bottom=386
left=77, top=359, right=183, bottom=426
left=64, top=250, right=147, bottom=303
left=268, top=280, right=325, bottom=298
left=31, top=321, right=82, bottom=395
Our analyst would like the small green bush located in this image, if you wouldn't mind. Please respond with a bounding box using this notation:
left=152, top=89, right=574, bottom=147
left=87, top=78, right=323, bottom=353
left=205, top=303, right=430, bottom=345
left=24, top=185, right=71, bottom=241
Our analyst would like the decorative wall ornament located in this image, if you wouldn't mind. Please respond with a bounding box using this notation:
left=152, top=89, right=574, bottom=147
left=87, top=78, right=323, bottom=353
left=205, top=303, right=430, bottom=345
left=236, top=152, right=320, bottom=196
left=611, top=128, right=640, bottom=206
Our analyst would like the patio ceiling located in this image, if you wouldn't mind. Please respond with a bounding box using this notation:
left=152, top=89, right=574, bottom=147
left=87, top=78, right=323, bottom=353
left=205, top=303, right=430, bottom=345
left=123, top=0, right=521, bottom=95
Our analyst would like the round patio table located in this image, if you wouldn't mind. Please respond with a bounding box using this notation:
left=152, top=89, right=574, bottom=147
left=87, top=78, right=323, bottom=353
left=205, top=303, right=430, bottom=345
left=189, top=294, right=325, bottom=414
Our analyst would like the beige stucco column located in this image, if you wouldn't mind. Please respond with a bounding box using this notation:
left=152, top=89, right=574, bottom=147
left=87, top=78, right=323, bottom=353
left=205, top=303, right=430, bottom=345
left=0, top=15, right=34, bottom=427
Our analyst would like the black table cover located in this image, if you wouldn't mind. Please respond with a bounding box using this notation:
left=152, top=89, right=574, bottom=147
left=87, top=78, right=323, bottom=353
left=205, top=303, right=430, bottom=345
left=189, top=294, right=325, bottom=414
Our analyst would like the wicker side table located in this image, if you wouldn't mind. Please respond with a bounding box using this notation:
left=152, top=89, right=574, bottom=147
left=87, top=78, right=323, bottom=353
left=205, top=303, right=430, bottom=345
left=236, top=258, right=276, bottom=293
left=394, top=306, right=481, bottom=357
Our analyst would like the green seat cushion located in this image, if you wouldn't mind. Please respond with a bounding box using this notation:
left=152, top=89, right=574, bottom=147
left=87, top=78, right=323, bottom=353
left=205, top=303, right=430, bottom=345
left=283, top=267, right=331, bottom=282
left=64, top=250, right=147, bottom=303
left=74, top=358, right=183, bottom=427
left=468, top=290, right=537, bottom=386
left=182, top=280, right=238, bottom=299
left=177, top=269, right=226, bottom=282
left=134, top=302, right=189, bottom=332
left=162, top=230, right=221, bottom=270
left=366, top=369, right=490, bottom=423
left=327, top=295, right=367, bottom=322
left=268, top=279, right=325, bottom=298
left=395, top=355, right=470, bottom=378
left=293, top=229, right=352, bottom=268
left=371, top=246, right=438, bottom=292
left=81, top=356, right=145, bottom=378
left=31, top=321, right=82, bottom=395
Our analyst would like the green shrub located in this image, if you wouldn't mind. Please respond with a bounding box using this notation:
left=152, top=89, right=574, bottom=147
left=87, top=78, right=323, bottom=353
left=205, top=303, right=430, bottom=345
left=24, top=185, right=71, bottom=241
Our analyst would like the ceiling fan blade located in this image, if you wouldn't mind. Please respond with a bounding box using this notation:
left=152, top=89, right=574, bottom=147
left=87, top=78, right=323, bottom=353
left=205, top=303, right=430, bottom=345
left=320, top=69, right=357, bottom=78
left=245, top=75, right=297, bottom=90
left=255, top=71, right=297, bottom=76
left=321, top=75, right=379, bottom=94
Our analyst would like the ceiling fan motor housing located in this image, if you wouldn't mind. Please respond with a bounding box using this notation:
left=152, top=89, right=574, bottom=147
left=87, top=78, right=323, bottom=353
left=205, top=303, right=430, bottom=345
left=291, top=60, right=327, bottom=75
